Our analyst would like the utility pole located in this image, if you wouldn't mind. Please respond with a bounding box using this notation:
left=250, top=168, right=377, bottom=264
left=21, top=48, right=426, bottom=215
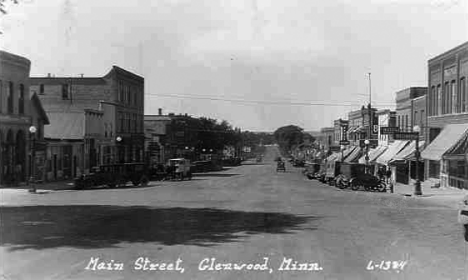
left=368, top=72, right=372, bottom=149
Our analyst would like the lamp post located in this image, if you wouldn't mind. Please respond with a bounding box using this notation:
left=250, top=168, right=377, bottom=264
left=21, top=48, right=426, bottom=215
left=364, top=139, right=370, bottom=174
left=340, top=145, right=345, bottom=163
left=28, top=125, right=37, bottom=193
left=116, top=136, right=122, bottom=163
left=413, top=125, right=422, bottom=196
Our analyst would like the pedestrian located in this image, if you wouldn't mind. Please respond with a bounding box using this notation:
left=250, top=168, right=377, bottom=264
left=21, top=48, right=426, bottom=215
left=385, top=168, right=392, bottom=184
left=377, top=166, right=385, bottom=181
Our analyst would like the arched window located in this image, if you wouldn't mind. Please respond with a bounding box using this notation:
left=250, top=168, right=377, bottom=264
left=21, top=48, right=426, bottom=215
left=19, top=84, right=25, bottom=114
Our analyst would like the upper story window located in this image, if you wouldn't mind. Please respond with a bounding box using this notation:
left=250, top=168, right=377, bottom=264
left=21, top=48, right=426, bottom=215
left=62, top=84, right=69, bottom=99
left=39, top=84, right=44, bottom=94
left=7, top=81, right=14, bottom=114
left=451, top=80, right=457, bottom=113
left=19, top=84, right=25, bottom=114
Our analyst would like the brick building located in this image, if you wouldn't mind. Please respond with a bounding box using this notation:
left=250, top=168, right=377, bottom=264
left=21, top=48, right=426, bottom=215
left=0, top=51, right=48, bottom=186
left=29, top=66, right=145, bottom=179
left=422, top=41, right=468, bottom=189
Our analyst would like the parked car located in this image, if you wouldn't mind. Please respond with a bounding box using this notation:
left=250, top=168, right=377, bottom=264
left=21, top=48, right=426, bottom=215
left=293, top=159, right=305, bottom=167
left=334, top=162, right=366, bottom=189
left=74, top=162, right=149, bottom=189
left=166, top=158, right=192, bottom=180
left=304, top=162, right=321, bottom=180
left=325, top=160, right=341, bottom=185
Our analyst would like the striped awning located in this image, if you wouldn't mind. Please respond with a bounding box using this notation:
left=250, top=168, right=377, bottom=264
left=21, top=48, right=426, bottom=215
left=421, top=123, right=468, bottom=161
left=391, top=141, right=426, bottom=163
left=376, top=140, right=410, bottom=165
left=358, top=146, right=387, bottom=164
left=344, top=146, right=362, bottom=163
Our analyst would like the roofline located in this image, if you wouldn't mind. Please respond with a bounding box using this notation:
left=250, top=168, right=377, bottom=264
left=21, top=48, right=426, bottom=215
left=428, top=41, right=468, bottom=63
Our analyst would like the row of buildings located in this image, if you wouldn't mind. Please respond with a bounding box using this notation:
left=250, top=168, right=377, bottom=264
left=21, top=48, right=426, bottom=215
left=314, top=41, right=468, bottom=189
left=1, top=50, right=232, bottom=186
left=0, top=50, right=145, bottom=185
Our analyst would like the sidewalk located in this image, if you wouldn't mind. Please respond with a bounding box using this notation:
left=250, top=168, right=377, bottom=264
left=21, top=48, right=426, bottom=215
left=0, top=180, right=75, bottom=191
left=392, top=179, right=467, bottom=208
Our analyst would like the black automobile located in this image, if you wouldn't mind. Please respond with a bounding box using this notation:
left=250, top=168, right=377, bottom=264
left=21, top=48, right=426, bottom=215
left=74, top=163, right=149, bottom=190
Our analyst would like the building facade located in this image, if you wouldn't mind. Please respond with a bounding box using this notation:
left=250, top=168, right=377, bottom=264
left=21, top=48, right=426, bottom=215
left=347, top=105, right=378, bottom=148
left=318, top=127, right=335, bottom=153
left=0, top=51, right=33, bottom=185
left=144, top=109, right=172, bottom=165
left=395, top=87, right=427, bottom=133
left=423, top=41, right=468, bottom=189
left=30, top=66, right=145, bottom=180
left=333, top=118, right=349, bottom=146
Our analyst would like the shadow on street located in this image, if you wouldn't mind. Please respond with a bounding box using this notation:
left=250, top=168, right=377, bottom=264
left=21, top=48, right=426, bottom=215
left=0, top=206, right=318, bottom=251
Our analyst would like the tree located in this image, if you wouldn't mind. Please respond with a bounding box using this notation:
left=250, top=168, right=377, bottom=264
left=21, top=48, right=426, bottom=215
left=273, top=125, right=305, bottom=153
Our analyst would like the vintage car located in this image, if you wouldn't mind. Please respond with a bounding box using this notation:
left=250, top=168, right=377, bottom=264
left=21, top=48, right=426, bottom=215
left=349, top=172, right=386, bottom=192
left=317, top=162, right=327, bottom=183
left=166, top=158, right=192, bottom=180
left=325, top=160, right=341, bottom=185
left=304, top=162, right=321, bottom=180
left=276, top=161, right=286, bottom=172
left=74, top=163, right=149, bottom=189
left=334, top=162, right=366, bottom=189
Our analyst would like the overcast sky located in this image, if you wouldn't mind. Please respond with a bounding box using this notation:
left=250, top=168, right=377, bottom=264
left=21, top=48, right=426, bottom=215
left=1, top=0, right=467, bottom=131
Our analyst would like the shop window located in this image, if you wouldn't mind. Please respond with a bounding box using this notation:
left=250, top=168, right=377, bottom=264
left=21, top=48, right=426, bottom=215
left=448, top=160, right=465, bottom=178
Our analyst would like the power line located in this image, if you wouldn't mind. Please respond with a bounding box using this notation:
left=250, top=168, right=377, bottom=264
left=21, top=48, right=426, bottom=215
left=147, top=93, right=395, bottom=107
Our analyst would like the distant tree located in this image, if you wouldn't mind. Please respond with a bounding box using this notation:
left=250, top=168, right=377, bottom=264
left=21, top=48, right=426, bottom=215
left=273, top=125, right=305, bottom=153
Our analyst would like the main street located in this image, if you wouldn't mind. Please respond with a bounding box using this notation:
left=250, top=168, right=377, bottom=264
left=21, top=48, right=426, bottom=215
left=1, top=145, right=467, bottom=280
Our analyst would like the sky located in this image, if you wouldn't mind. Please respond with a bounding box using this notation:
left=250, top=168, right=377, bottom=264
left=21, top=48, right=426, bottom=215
left=1, top=0, right=467, bottom=131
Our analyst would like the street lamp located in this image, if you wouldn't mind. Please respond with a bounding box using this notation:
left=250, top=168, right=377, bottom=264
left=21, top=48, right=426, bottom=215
left=413, top=125, right=422, bottom=196
left=28, top=125, right=37, bottom=193
left=116, top=136, right=122, bottom=163
left=364, top=139, right=370, bottom=174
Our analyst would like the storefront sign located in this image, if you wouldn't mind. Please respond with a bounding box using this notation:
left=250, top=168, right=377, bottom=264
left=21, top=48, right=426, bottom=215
left=380, top=127, right=400, bottom=134
left=393, top=132, right=419, bottom=140
left=339, top=140, right=350, bottom=145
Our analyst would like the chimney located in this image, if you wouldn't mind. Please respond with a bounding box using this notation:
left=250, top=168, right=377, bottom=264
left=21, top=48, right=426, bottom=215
left=80, top=74, right=84, bottom=78
left=158, top=108, right=162, bottom=115
left=47, top=73, right=51, bottom=77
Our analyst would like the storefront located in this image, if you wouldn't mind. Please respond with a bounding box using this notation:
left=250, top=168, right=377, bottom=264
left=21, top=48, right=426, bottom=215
left=441, top=132, right=468, bottom=190
left=389, top=141, right=425, bottom=184
left=422, top=123, right=468, bottom=187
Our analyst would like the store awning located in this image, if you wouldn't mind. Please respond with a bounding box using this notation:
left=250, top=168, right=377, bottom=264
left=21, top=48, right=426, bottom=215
left=358, top=146, right=387, bottom=164
left=335, top=146, right=357, bottom=161
left=421, top=123, right=468, bottom=161
left=349, top=126, right=363, bottom=134
left=444, top=130, right=468, bottom=159
left=326, top=152, right=340, bottom=162
left=376, top=140, right=410, bottom=165
left=391, top=141, right=426, bottom=163
left=344, top=146, right=362, bottom=163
